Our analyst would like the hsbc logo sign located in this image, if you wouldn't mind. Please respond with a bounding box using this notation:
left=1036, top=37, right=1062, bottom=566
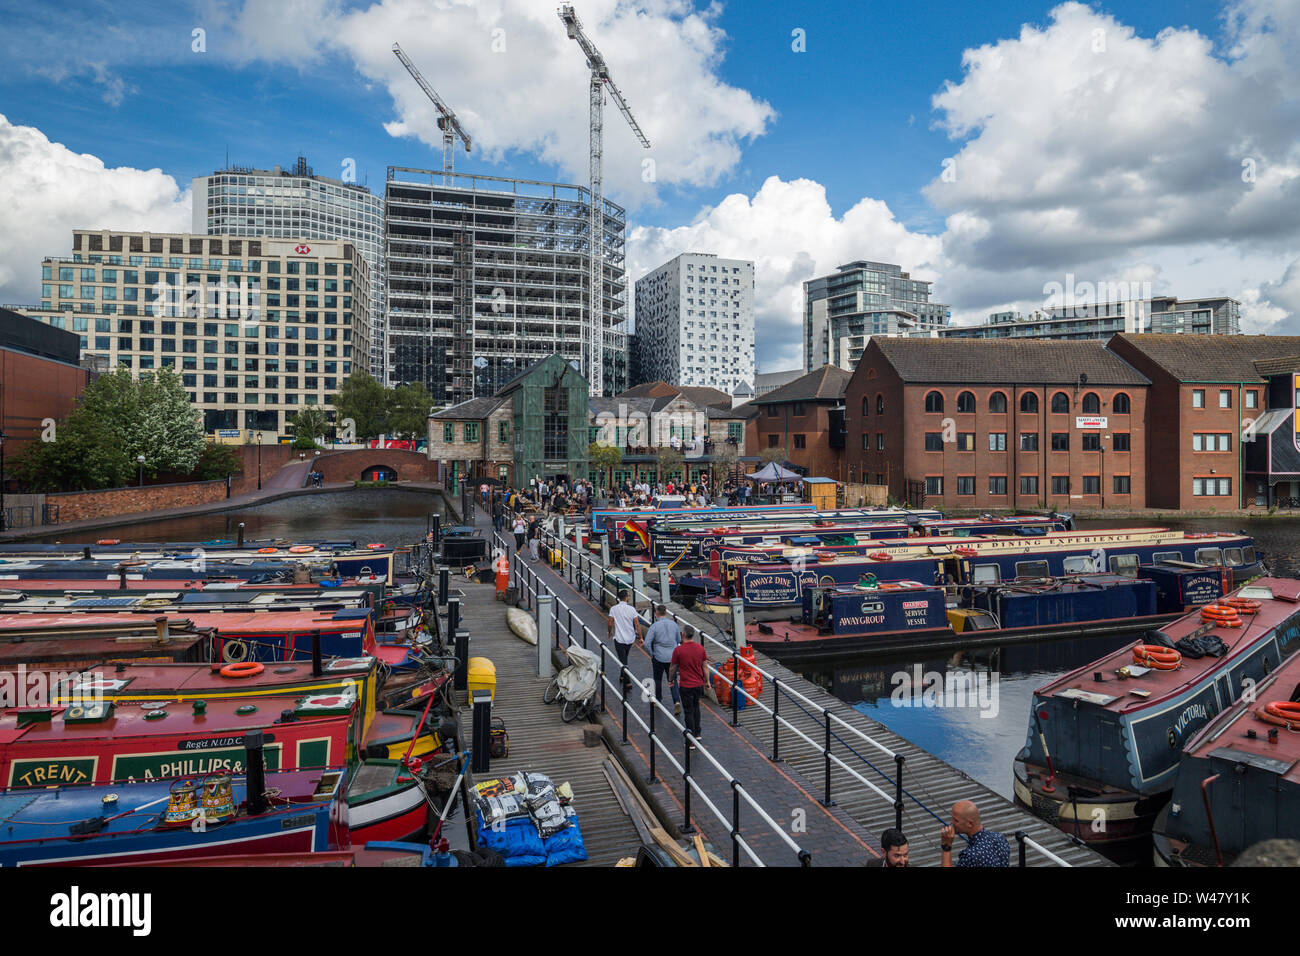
left=294, top=244, right=311, bottom=255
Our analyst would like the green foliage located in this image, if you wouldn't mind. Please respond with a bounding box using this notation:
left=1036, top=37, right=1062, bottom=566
left=194, top=442, right=243, bottom=481
left=333, top=372, right=389, bottom=440
left=589, top=442, right=623, bottom=472
left=388, top=381, right=434, bottom=440
left=11, top=367, right=204, bottom=491
left=655, top=446, right=684, bottom=479
left=290, top=405, right=330, bottom=445
left=759, top=445, right=787, bottom=465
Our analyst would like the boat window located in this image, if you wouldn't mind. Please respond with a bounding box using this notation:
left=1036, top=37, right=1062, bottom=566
left=1154, top=551, right=1180, bottom=564
left=1063, top=555, right=1094, bottom=573
left=1109, top=554, right=1139, bottom=576
left=971, top=564, right=1000, bottom=585
left=1195, top=548, right=1223, bottom=566
left=1223, top=548, right=1243, bottom=567
left=1244, top=546, right=1256, bottom=564
left=1015, top=560, right=1049, bottom=579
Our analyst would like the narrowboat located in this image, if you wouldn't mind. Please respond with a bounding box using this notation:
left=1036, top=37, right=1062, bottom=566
left=703, top=528, right=1262, bottom=614
left=1013, top=578, right=1300, bottom=854
left=0, top=765, right=350, bottom=866
left=0, top=618, right=213, bottom=670
left=1152, top=636, right=1300, bottom=866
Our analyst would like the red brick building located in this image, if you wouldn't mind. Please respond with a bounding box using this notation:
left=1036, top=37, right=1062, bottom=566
left=751, top=365, right=850, bottom=478
left=1, top=308, right=90, bottom=483
left=1108, top=334, right=1300, bottom=510
left=845, top=338, right=1151, bottom=510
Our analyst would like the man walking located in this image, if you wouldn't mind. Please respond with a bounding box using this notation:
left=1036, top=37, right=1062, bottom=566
left=607, top=590, right=642, bottom=693
left=527, top=515, right=541, bottom=561
left=644, top=604, right=682, bottom=715
left=669, top=628, right=709, bottom=745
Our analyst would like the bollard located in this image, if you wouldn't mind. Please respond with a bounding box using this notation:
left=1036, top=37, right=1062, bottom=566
left=536, top=594, right=554, bottom=679
left=447, top=596, right=460, bottom=640
left=470, top=690, right=492, bottom=774
left=631, top=566, right=645, bottom=605
left=438, top=567, right=450, bottom=607
left=430, top=514, right=441, bottom=544
left=243, top=731, right=268, bottom=816
left=730, top=598, right=747, bottom=648
left=658, top=565, right=671, bottom=603
left=453, top=628, right=470, bottom=693
left=237, top=522, right=245, bottom=548
left=600, top=536, right=611, bottom=568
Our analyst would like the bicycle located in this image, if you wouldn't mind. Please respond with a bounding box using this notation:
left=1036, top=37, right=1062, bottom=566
left=540, top=644, right=602, bottom=724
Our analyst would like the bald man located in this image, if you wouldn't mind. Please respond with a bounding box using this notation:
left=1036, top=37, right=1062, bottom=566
left=940, top=800, right=1009, bottom=867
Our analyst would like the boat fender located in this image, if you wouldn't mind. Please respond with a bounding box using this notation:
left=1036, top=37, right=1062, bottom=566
left=506, top=606, right=538, bottom=645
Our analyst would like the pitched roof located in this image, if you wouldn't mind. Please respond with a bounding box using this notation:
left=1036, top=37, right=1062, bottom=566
left=1255, top=355, right=1300, bottom=377
left=753, top=365, right=852, bottom=404
left=429, top=396, right=505, bottom=420
left=678, top=385, right=733, bottom=409
left=618, top=381, right=732, bottom=409
left=707, top=402, right=759, bottom=420
left=619, top=381, right=678, bottom=399
left=1111, top=334, right=1300, bottom=383
left=867, top=337, right=1150, bottom=386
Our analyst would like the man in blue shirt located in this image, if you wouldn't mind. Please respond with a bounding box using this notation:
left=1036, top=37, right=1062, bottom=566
left=643, top=604, right=682, bottom=715
left=940, top=801, right=1009, bottom=867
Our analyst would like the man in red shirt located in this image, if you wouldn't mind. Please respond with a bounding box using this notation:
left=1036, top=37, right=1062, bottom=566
left=669, top=630, right=709, bottom=745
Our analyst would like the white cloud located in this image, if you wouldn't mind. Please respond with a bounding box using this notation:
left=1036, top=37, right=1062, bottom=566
left=0, top=114, right=192, bottom=304
left=628, top=176, right=943, bottom=371
left=222, top=0, right=775, bottom=206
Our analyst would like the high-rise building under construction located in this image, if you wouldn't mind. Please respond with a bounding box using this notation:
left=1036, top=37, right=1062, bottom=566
left=385, top=167, right=629, bottom=403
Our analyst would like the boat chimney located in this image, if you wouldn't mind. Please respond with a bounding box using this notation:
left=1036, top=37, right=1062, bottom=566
left=118, top=568, right=128, bottom=590
left=237, top=523, right=245, bottom=548
left=82, top=546, right=92, bottom=561
left=243, top=732, right=268, bottom=815
left=311, top=629, right=323, bottom=677
left=154, top=617, right=170, bottom=643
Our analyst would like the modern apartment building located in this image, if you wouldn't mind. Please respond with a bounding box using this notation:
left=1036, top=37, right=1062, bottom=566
left=21, top=230, right=369, bottom=437
left=385, top=167, right=629, bottom=405
left=193, top=157, right=388, bottom=382
left=942, top=295, right=1242, bottom=341
left=804, top=261, right=950, bottom=371
left=632, top=253, right=755, bottom=392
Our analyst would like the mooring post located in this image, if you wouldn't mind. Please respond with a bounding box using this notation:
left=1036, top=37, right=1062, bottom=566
left=657, top=564, right=670, bottom=603
left=730, top=597, right=746, bottom=648
left=536, top=594, right=554, bottom=679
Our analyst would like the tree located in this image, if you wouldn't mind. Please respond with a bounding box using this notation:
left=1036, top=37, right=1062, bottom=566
left=589, top=442, right=622, bottom=490
left=388, top=381, right=434, bottom=441
left=194, top=442, right=243, bottom=481
left=136, top=367, right=205, bottom=475
left=290, top=405, right=329, bottom=447
left=709, top=441, right=739, bottom=486
left=333, top=372, right=389, bottom=440
left=655, top=446, right=684, bottom=485
left=759, top=445, right=787, bottom=466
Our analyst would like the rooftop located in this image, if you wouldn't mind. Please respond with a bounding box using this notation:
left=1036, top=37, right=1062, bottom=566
left=753, top=365, right=853, bottom=404
left=866, top=337, right=1150, bottom=386
left=1113, top=334, right=1300, bottom=383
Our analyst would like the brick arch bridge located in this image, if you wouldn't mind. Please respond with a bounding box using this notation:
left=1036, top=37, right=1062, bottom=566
left=307, top=448, right=436, bottom=485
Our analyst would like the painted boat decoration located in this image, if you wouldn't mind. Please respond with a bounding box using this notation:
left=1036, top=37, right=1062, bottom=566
left=1013, top=577, right=1300, bottom=853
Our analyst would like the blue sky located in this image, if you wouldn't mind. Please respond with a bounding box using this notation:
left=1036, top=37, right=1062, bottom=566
left=0, top=0, right=1295, bottom=371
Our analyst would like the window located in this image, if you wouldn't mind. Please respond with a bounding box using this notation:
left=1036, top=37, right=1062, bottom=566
left=1192, top=433, right=1231, bottom=451
left=1219, top=389, right=1231, bottom=408
left=1113, top=432, right=1130, bottom=452
left=498, top=420, right=509, bottom=442
left=1244, top=546, right=1256, bottom=564
left=876, top=433, right=884, bottom=451
left=1224, top=548, right=1244, bottom=567
left=1245, top=390, right=1258, bottom=409
left=876, top=394, right=884, bottom=415
left=1113, top=393, right=1131, bottom=414
left=925, top=476, right=943, bottom=495
left=1051, top=392, right=1070, bottom=413
left=1082, top=475, right=1100, bottom=494
left=1195, top=548, right=1223, bottom=565
left=1020, top=393, right=1038, bottom=414
left=1051, top=432, right=1069, bottom=451
left=1020, top=433, right=1039, bottom=451
left=1193, top=478, right=1232, bottom=497
left=464, top=423, right=480, bottom=442
left=767, top=434, right=779, bottom=448
left=1016, top=560, right=1049, bottom=579
left=956, top=391, right=975, bottom=413
left=989, top=392, right=1007, bottom=413
left=971, top=565, right=1000, bottom=585
left=792, top=402, right=806, bottom=416
left=1109, top=554, right=1138, bottom=576
left=1113, top=475, right=1131, bottom=494
left=1019, top=475, right=1039, bottom=495
left=1051, top=475, right=1070, bottom=495
left=1193, top=389, right=1205, bottom=408
left=956, top=476, right=975, bottom=496
left=1082, top=392, right=1101, bottom=413
left=862, top=397, right=870, bottom=416
left=442, top=423, right=453, bottom=443
left=766, top=406, right=779, bottom=417
left=956, top=433, right=975, bottom=451
left=924, top=432, right=944, bottom=452
left=924, top=391, right=944, bottom=413
left=862, top=433, right=872, bottom=450
left=1063, top=555, right=1096, bottom=574
left=988, top=432, right=1006, bottom=451
left=1081, top=433, right=1100, bottom=451
left=793, top=434, right=806, bottom=449
left=989, top=476, right=1007, bottom=495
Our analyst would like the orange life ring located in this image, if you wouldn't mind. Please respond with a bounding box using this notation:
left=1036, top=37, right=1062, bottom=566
left=219, top=661, right=265, bottom=679
left=869, top=551, right=892, bottom=562
left=1222, top=597, right=1260, bottom=614
left=1133, top=645, right=1182, bottom=669
left=366, top=543, right=386, bottom=550
left=954, top=547, right=977, bottom=558
left=288, top=545, right=315, bottom=554
left=257, top=547, right=277, bottom=554
left=1200, top=603, right=1243, bottom=627
left=1256, top=701, right=1300, bottom=728
left=97, top=539, right=121, bottom=546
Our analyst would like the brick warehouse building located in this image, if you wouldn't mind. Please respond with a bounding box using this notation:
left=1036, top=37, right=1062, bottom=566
left=1109, top=334, right=1300, bottom=510
left=845, top=338, right=1151, bottom=510
left=0, top=308, right=90, bottom=454
left=751, top=365, right=851, bottom=477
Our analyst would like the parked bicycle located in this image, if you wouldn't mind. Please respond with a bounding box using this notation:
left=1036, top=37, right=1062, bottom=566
left=542, top=644, right=602, bottom=723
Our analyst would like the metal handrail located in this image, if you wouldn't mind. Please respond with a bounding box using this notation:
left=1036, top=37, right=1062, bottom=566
left=494, top=530, right=810, bottom=867
left=1014, top=831, right=1072, bottom=867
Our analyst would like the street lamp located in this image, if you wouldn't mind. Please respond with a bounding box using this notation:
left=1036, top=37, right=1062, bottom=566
left=256, top=432, right=263, bottom=491
left=136, top=454, right=146, bottom=488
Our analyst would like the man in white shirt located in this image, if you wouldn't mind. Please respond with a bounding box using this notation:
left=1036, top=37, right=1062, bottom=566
left=607, top=589, right=643, bottom=693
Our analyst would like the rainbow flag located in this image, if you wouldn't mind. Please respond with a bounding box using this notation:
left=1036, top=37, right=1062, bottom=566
left=624, top=520, right=650, bottom=549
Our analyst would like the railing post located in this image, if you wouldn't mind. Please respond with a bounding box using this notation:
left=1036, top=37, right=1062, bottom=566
left=599, top=651, right=606, bottom=712
left=1015, top=830, right=1027, bottom=868
left=657, top=564, right=670, bottom=603
left=771, top=678, right=781, bottom=762
left=536, top=594, right=554, bottom=679
left=731, top=780, right=741, bottom=868
left=680, top=731, right=695, bottom=834
left=821, top=708, right=834, bottom=806
left=894, top=753, right=905, bottom=833
left=730, top=649, right=740, bottom=726
left=620, top=673, right=629, bottom=745
left=631, top=565, right=645, bottom=604
left=600, top=536, right=611, bottom=568
left=647, top=701, right=657, bottom=784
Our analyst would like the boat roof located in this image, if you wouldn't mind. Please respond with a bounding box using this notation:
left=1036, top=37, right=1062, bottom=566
left=1033, top=577, right=1300, bottom=716
left=52, top=658, right=375, bottom=700
left=0, top=590, right=374, bottom=613
left=0, top=609, right=372, bottom=634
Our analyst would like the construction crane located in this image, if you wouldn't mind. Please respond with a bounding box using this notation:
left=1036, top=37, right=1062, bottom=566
left=557, top=4, right=650, bottom=395
left=392, top=42, right=472, bottom=185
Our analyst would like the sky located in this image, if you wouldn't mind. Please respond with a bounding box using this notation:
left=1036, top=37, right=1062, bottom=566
left=0, top=0, right=1296, bottom=373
